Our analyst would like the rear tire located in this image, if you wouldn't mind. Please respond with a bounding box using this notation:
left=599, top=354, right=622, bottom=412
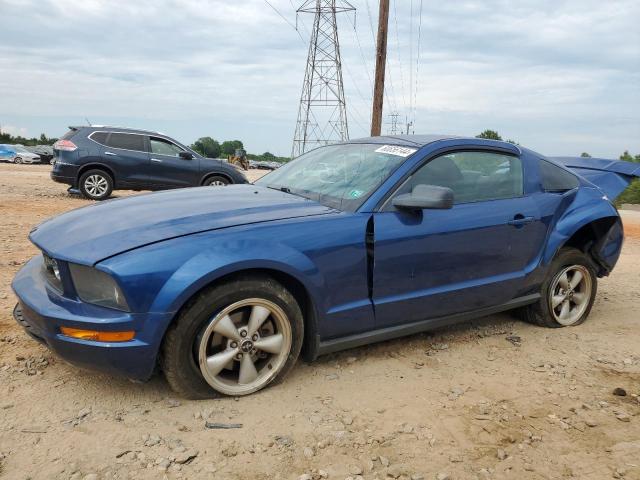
left=204, top=175, right=230, bottom=187
left=521, top=248, right=597, bottom=328
left=79, top=169, right=113, bottom=201
left=161, top=275, right=303, bottom=399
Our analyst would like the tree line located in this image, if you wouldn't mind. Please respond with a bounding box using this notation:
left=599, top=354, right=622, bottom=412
left=190, top=137, right=290, bottom=163
left=0, top=131, right=58, bottom=146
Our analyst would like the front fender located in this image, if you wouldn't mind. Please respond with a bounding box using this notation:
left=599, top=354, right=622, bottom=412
left=100, top=229, right=323, bottom=316
left=152, top=241, right=321, bottom=314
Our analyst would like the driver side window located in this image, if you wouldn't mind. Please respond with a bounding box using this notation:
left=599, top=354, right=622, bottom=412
left=150, top=137, right=185, bottom=157
left=396, top=151, right=523, bottom=205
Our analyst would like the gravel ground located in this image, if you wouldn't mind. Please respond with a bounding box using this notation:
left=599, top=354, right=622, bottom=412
left=0, top=163, right=639, bottom=480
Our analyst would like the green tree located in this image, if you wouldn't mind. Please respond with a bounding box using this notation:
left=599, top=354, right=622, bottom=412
left=616, top=151, right=640, bottom=205
left=191, top=137, right=221, bottom=158
left=580, top=152, right=592, bottom=158
left=476, top=130, right=502, bottom=141
left=619, top=150, right=640, bottom=162
left=261, top=152, right=276, bottom=159
left=221, top=140, right=244, bottom=156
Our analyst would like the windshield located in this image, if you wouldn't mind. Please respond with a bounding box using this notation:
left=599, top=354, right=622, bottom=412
left=255, top=143, right=417, bottom=211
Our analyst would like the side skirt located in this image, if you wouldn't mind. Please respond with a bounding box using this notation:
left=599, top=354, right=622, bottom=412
left=316, top=293, right=540, bottom=356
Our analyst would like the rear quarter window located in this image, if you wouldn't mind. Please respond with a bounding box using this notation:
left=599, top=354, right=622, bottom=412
left=89, top=132, right=108, bottom=145
left=106, top=133, right=146, bottom=152
left=540, top=159, right=580, bottom=192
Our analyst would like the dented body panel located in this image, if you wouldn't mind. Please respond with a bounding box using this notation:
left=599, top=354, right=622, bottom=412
left=10, top=136, right=640, bottom=379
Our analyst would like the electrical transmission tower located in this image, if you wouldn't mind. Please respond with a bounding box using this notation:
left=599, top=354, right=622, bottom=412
left=388, top=111, right=400, bottom=135
left=292, top=0, right=355, bottom=158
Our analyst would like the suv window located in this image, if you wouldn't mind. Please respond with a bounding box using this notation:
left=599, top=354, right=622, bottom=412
left=539, top=159, right=579, bottom=192
left=89, top=132, right=108, bottom=145
left=399, top=151, right=523, bottom=205
left=150, top=137, right=184, bottom=157
left=107, top=133, right=146, bottom=152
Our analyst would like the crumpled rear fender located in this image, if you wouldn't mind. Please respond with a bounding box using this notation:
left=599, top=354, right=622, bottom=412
left=543, top=188, right=623, bottom=275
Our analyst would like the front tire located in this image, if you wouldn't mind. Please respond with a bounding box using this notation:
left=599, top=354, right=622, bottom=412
left=522, top=248, right=597, bottom=328
left=204, top=175, right=230, bottom=186
left=14, top=157, right=22, bottom=164
left=79, top=169, right=113, bottom=200
left=161, top=275, right=304, bottom=399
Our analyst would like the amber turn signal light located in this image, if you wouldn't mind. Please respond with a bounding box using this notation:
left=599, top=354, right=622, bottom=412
left=60, top=327, right=135, bottom=342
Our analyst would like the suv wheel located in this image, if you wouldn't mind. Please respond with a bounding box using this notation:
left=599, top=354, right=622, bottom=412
left=162, top=275, right=303, bottom=399
left=79, top=169, right=113, bottom=201
left=204, top=176, right=230, bottom=186
left=521, top=248, right=597, bottom=328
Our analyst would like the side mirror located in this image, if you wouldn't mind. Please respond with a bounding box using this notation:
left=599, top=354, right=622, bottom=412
left=179, top=151, right=194, bottom=160
left=392, top=184, right=454, bottom=211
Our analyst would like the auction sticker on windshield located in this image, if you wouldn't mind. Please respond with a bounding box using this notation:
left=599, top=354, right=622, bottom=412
left=374, top=145, right=418, bottom=157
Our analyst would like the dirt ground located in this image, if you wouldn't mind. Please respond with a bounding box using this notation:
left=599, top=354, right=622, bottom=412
left=1, top=163, right=639, bottom=480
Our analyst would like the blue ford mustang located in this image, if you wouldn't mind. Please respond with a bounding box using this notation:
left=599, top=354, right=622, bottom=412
left=11, top=135, right=640, bottom=398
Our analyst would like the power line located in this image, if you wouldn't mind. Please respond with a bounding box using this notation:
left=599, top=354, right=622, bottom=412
left=412, top=0, right=423, bottom=132
left=264, top=0, right=305, bottom=41
left=392, top=0, right=407, bottom=114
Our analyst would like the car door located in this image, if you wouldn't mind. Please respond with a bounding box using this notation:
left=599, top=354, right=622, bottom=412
left=372, top=150, right=546, bottom=328
left=101, top=132, right=150, bottom=187
left=147, top=136, right=201, bottom=188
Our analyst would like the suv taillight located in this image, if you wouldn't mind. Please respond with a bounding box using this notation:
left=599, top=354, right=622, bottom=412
left=53, top=139, right=77, bottom=152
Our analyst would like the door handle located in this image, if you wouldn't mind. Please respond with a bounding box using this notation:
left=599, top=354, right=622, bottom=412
left=508, top=215, right=535, bottom=226
left=104, top=151, right=117, bottom=156
left=150, top=158, right=163, bottom=163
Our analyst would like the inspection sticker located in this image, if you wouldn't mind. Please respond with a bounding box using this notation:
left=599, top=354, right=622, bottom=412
left=374, top=145, right=417, bottom=157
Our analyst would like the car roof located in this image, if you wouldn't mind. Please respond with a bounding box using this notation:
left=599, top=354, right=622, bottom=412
left=345, top=134, right=522, bottom=153
left=69, top=125, right=165, bottom=136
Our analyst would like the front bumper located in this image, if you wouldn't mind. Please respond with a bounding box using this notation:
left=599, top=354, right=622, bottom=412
left=11, top=256, right=174, bottom=381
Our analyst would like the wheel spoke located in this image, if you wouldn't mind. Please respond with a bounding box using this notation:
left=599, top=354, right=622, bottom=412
left=558, top=272, right=570, bottom=290
left=254, top=333, right=284, bottom=354
left=238, top=354, right=258, bottom=384
left=559, top=300, right=571, bottom=320
left=205, top=348, right=239, bottom=377
left=552, top=294, right=565, bottom=309
left=569, top=270, right=583, bottom=289
left=572, top=292, right=587, bottom=305
left=213, top=314, right=242, bottom=341
left=248, top=305, right=271, bottom=335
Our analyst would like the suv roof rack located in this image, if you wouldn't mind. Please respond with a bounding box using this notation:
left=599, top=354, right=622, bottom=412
left=69, top=125, right=164, bottom=135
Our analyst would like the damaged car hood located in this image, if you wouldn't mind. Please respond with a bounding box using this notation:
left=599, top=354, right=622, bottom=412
left=30, top=185, right=336, bottom=265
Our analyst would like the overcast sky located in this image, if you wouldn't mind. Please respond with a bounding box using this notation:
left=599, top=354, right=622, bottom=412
left=0, top=0, right=638, bottom=157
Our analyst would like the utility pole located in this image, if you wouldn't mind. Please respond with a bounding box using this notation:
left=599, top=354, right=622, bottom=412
left=370, top=0, right=390, bottom=137
left=292, top=0, right=355, bottom=158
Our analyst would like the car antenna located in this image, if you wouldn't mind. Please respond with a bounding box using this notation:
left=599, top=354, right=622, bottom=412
left=85, top=117, right=92, bottom=126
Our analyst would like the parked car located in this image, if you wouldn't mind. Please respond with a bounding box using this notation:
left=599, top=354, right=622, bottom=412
left=0, top=144, right=41, bottom=164
left=249, top=159, right=282, bottom=170
left=12, top=135, right=640, bottom=398
left=51, top=126, right=248, bottom=200
left=24, top=145, right=55, bottom=164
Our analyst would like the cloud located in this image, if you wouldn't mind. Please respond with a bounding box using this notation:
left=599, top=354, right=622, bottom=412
left=0, top=0, right=638, bottom=156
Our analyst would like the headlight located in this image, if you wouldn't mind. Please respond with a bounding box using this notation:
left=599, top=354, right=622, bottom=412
left=68, top=264, right=130, bottom=311
left=42, top=254, right=63, bottom=292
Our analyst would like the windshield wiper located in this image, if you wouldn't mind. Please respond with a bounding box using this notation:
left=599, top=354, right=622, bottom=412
left=266, top=184, right=313, bottom=201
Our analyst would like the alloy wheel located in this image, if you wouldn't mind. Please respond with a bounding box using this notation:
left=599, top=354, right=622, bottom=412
left=549, top=265, right=592, bottom=326
left=197, top=298, right=292, bottom=395
left=84, top=174, right=109, bottom=197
